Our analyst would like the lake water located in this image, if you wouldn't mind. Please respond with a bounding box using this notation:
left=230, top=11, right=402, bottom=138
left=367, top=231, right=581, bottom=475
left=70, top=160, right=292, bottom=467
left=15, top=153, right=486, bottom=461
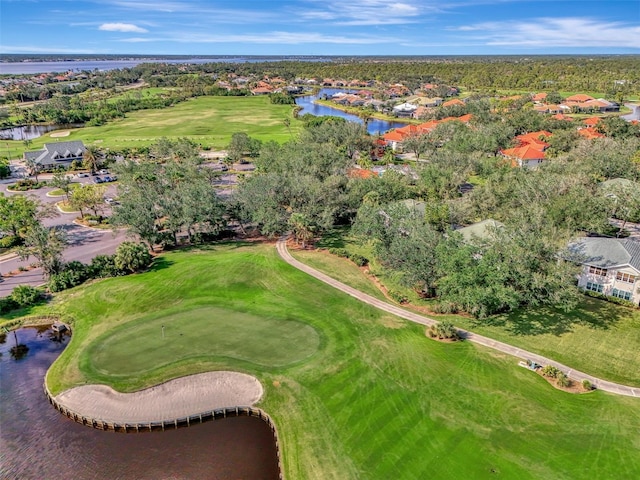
left=0, top=124, right=83, bottom=141
left=0, top=57, right=329, bottom=75
left=0, top=326, right=280, bottom=480
left=295, top=88, right=406, bottom=135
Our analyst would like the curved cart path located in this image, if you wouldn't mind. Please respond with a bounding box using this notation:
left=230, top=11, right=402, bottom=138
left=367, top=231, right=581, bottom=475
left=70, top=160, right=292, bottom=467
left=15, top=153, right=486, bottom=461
left=54, top=371, right=263, bottom=423
left=277, top=237, right=640, bottom=398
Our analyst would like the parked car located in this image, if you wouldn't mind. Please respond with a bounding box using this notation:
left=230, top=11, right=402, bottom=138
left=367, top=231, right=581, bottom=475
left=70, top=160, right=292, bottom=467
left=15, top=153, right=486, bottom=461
left=76, top=172, right=90, bottom=178
left=93, top=177, right=103, bottom=184
left=103, top=176, right=112, bottom=182
left=99, top=169, right=109, bottom=175
left=104, top=197, right=117, bottom=205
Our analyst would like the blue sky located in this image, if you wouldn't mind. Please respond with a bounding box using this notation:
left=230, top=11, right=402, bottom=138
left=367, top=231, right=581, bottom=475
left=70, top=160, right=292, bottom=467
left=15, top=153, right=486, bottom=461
left=1, top=0, right=639, bottom=55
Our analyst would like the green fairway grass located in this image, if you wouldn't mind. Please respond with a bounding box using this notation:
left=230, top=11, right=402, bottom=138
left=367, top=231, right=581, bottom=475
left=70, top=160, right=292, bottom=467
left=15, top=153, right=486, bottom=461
left=14, top=243, right=640, bottom=479
left=291, top=243, right=640, bottom=387
left=6, top=95, right=301, bottom=155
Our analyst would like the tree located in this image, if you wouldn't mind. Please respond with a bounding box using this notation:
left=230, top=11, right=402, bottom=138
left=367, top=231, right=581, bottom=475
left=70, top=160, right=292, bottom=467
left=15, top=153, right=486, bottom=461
left=114, top=241, right=152, bottom=273
left=51, top=171, right=73, bottom=202
left=112, top=155, right=225, bottom=248
left=603, top=180, right=640, bottom=234
left=0, top=158, right=10, bottom=179
left=353, top=200, right=442, bottom=295
left=70, top=184, right=105, bottom=218
left=0, top=193, right=39, bottom=239
left=402, top=132, right=431, bottom=160
left=18, top=223, right=66, bottom=278
left=228, top=132, right=258, bottom=163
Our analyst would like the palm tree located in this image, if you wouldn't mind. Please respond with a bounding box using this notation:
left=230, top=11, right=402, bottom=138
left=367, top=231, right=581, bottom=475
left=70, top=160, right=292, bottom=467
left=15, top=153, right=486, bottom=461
left=82, top=146, right=100, bottom=174
left=288, top=212, right=315, bottom=249
left=24, top=156, right=41, bottom=182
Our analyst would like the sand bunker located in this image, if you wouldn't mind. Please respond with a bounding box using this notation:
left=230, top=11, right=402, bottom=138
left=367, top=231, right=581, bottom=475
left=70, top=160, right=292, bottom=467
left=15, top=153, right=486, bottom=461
left=50, top=131, right=71, bottom=138
left=54, top=371, right=263, bottom=423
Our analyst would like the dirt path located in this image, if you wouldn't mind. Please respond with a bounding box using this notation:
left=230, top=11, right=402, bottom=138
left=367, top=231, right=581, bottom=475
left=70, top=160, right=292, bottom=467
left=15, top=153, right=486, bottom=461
left=54, top=371, right=263, bottom=423
left=276, top=236, right=640, bottom=398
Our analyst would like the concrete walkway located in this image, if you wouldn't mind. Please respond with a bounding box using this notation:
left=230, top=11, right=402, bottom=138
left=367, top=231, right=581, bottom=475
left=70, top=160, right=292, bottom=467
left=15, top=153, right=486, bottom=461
left=54, top=371, right=263, bottom=423
left=276, top=237, right=640, bottom=398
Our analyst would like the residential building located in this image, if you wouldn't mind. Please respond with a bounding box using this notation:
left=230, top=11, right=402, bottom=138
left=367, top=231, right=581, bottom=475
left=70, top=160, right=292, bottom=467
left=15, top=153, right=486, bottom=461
left=569, top=237, right=640, bottom=304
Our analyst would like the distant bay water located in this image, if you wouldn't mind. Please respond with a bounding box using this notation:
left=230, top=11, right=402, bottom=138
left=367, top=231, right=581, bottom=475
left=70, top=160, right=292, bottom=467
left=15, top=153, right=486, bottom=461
left=0, top=56, right=329, bottom=75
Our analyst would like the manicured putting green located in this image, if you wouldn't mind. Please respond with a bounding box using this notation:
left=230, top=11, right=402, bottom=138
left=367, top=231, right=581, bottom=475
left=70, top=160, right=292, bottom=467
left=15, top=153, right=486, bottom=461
left=88, top=306, right=320, bottom=376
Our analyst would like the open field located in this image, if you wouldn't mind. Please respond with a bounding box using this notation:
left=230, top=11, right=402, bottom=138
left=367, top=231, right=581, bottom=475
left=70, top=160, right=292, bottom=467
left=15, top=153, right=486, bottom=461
left=7, top=243, right=639, bottom=479
left=294, top=230, right=640, bottom=387
left=4, top=95, right=301, bottom=156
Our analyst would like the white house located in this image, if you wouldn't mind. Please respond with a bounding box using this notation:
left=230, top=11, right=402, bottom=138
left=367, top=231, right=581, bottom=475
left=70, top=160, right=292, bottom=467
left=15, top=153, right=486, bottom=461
left=569, top=237, right=640, bottom=304
left=392, top=102, right=418, bottom=118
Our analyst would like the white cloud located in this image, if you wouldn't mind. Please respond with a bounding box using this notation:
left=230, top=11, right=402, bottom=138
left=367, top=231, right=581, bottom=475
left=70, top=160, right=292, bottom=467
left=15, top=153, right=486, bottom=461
left=455, top=17, right=640, bottom=48
left=99, top=23, right=149, bottom=33
left=120, top=31, right=398, bottom=45
left=297, top=0, right=431, bottom=26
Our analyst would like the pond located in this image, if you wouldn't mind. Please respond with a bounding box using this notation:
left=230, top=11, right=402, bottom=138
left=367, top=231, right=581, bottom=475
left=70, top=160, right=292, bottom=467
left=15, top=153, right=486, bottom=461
left=0, top=326, right=280, bottom=480
left=295, top=88, right=408, bottom=135
left=0, top=124, right=83, bottom=141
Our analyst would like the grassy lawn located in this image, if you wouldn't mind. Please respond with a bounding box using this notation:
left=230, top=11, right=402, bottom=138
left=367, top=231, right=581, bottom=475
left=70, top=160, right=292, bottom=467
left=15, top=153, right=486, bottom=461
left=5, top=95, right=302, bottom=155
left=8, top=243, right=639, bottom=479
left=294, top=230, right=640, bottom=387
left=48, top=182, right=82, bottom=197
left=55, top=200, right=79, bottom=213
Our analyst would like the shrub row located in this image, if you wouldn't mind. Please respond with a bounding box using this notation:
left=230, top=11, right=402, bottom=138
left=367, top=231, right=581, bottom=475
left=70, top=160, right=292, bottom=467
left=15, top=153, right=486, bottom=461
left=327, top=248, right=368, bottom=267
left=8, top=179, right=48, bottom=191
left=584, top=289, right=636, bottom=308
left=48, top=243, right=152, bottom=293
left=430, top=301, right=459, bottom=314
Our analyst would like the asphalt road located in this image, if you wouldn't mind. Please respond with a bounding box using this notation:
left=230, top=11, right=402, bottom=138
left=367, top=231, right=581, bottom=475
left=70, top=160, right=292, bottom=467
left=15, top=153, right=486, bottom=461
left=0, top=171, right=126, bottom=297
left=276, top=236, right=640, bottom=398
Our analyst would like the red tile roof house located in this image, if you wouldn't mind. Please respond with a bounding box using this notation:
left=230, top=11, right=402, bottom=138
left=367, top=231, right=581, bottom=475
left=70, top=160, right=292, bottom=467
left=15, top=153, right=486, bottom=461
left=532, top=92, right=548, bottom=102
left=500, top=144, right=547, bottom=168
left=442, top=98, right=465, bottom=108
left=348, top=168, right=379, bottom=179
left=251, top=86, right=274, bottom=95
left=500, top=130, right=552, bottom=168
left=382, top=115, right=472, bottom=151
left=565, top=94, right=595, bottom=103
left=551, top=113, right=574, bottom=121
left=561, top=95, right=619, bottom=113
left=578, top=127, right=605, bottom=140
left=583, top=117, right=602, bottom=127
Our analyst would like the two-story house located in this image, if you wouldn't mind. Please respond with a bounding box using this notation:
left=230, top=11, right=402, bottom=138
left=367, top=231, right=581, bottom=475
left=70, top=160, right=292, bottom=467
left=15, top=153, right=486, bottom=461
left=569, top=237, right=640, bottom=304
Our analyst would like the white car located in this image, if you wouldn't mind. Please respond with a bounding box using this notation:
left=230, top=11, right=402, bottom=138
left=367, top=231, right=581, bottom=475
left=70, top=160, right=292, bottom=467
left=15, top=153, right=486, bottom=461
left=76, top=172, right=90, bottom=178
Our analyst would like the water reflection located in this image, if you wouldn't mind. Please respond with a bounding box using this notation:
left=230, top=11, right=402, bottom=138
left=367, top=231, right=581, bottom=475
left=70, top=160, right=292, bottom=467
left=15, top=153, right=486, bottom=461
left=295, top=88, right=408, bottom=135
left=0, top=327, right=279, bottom=480
left=0, top=124, right=83, bottom=141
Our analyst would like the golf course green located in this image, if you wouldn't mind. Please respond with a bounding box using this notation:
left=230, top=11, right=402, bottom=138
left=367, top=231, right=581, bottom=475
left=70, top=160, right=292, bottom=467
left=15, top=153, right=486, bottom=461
left=26, top=244, right=640, bottom=479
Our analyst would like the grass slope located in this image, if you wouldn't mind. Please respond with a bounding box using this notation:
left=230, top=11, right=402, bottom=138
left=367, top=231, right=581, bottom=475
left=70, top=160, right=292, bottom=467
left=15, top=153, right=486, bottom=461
left=298, top=230, right=640, bottom=387
left=23, top=244, right=640, bottom=479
